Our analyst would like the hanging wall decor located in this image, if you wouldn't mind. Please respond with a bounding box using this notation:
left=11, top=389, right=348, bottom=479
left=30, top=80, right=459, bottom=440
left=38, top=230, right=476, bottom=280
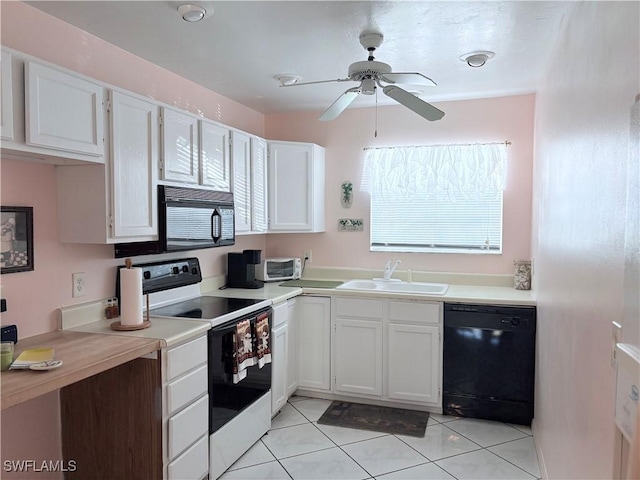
left=341, top=181, right=353, bottom=208
left=1, top=206, right=34, bottom=274
left=338, top=218, right=364, bottom=231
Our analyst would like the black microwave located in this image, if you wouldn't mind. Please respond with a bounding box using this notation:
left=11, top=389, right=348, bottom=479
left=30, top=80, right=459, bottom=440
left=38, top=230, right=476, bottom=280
left=114, top=185, right=235, bottom=258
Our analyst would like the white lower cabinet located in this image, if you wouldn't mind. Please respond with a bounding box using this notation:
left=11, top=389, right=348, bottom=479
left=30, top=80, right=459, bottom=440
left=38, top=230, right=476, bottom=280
left=286, top=298, right=299, bottom=397
left=272, top=298, right=299, bottom=415
left=271, top=301, right=290, bottom=414
left=388, top=323, right=440, bottom=403
left=333, top=297, right=383, bottom=397
left=330, top=297, right=442, bottom=408
left=163, top=334, right=209, bottom=480
left=296, top=296, right=332, bottom=391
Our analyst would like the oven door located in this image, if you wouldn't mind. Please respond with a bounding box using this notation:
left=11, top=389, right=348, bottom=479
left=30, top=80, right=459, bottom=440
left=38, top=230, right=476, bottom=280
left=208, top=307, right=272, bottom=434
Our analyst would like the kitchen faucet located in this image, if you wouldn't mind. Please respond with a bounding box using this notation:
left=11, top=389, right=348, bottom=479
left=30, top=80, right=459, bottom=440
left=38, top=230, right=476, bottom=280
left=383, top=260, right=401, bottom=280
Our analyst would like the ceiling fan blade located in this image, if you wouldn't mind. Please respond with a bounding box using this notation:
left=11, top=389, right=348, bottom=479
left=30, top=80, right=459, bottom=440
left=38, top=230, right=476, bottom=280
left=280, top=78, right=351, bottom=87
left=383, top=85, right=445, bottom=121
left=319, top=87, right=360, bottom=121
left=379, top=72, right=436, bottom=86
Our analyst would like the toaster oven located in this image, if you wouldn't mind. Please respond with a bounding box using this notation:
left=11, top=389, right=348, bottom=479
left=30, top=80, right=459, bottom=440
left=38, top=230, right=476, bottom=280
left=256, top=258, right=302, bottom=282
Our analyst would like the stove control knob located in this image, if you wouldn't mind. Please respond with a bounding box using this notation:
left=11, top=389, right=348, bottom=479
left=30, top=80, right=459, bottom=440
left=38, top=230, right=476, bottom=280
left=172, top=266, right=180, bottom=275
left=143, top=271, right=151, bottom=280
left=182, top=265, right=189, bottom=273
left=192, top=267, right=199, bottom=275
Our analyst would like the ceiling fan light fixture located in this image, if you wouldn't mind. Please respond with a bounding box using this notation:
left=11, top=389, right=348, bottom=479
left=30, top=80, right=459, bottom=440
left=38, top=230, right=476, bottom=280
left=459, top=51, right=495, bottom=68
left=273, top=74, right=302, bottom=86
left=177, top=4, right=209, bottom=22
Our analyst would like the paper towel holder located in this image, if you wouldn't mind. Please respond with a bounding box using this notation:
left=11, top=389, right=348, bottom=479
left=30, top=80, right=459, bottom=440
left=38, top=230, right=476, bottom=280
left=110, top=258, right=152, bottom=331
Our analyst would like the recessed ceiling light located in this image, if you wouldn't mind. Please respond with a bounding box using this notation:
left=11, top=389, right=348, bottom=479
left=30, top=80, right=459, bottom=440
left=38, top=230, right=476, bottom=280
left=273, top=74, right=303, bottom=86
left=177, top=4, right=210, bottom=22
left=459, top=51, right=495, bottom=68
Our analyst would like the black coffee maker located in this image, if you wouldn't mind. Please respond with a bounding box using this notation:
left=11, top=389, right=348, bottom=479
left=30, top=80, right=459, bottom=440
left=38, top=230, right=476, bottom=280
left=227, top=249, right=263, bottom=289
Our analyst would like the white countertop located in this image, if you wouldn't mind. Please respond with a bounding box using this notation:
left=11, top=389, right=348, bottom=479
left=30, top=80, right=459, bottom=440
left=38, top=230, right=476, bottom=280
left=68, top=316, right=211, bottom=348
left=61, top=273, right=534, bottom=347
left=203, top=280, right=535, bottom=306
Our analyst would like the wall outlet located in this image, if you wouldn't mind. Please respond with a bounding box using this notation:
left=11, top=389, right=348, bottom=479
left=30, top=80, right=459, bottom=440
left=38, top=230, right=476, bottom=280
left=303, top=250, right=312, bottom=263
left=72, top=272, right=86, bottom=298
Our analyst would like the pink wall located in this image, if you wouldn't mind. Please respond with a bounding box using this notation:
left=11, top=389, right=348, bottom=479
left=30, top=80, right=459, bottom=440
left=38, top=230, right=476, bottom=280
left=265, top=94, right=534, bottom=274
left=532, top=2, right=639, bottom=478
left=1, top=3, right=267, bottom=476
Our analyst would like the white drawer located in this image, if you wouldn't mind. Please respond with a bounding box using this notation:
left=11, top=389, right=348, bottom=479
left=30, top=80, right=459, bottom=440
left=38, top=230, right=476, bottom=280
left=168, top=394, right=209, bottom=459
left=388, top=300, right=441, bottom=324
left=167, top=335, right=207, bottom=381
left=335, top=297, right=383, bottom=319
left=167, top=365, right=208, bottom=416
left=168, top=434, right=208, bottom=480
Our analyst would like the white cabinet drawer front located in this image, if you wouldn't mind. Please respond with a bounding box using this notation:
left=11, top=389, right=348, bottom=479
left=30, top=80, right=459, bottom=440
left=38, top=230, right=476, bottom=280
left=168, top=394, right=209, bottom=459
left=335, top=297, right=383, bottom=319
left=388, top=301, right=441, bottom=324
left=168, top=433, right=208, bottom=480
left=167, top=336, right=207, bottom=381
left=167, top=365, right=208, bottom=416
left=26, top=61, right=104, bottom=156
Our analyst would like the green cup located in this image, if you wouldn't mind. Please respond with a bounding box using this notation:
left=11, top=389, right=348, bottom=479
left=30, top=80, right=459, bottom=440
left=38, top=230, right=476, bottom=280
left=1, top=342, right=14, bottom=371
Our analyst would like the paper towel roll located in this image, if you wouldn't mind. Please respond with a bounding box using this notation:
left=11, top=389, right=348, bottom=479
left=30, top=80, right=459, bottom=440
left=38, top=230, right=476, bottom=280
left=120, top=267, right=143, bottom=326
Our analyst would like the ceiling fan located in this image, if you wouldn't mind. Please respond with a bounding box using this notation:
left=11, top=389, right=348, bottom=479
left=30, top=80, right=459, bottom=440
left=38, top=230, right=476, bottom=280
left=280, top=31, right=445, bottom=122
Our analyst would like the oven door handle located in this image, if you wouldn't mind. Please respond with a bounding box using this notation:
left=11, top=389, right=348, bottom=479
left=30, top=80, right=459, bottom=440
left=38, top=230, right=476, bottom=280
left=211, top=208, right=222, bottom=244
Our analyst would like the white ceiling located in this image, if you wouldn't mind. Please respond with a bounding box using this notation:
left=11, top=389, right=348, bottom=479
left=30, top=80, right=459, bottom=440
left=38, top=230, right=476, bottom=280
left=26, top=1, right=571, bottom=115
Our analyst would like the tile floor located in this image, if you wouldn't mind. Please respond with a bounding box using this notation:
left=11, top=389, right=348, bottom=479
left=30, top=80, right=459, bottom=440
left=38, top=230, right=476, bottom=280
left=220, top=396, right=541, bottom=480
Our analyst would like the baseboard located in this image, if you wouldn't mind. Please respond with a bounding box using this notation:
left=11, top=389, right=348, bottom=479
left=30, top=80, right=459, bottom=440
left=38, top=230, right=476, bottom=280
left=293, top=388, right=443, bottom=414
left=531, top=417, right=548, bottom=479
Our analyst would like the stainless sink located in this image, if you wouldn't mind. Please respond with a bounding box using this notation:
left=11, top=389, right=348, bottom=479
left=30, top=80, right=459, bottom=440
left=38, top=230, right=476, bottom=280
left=336, top=279, right=449, bottom=296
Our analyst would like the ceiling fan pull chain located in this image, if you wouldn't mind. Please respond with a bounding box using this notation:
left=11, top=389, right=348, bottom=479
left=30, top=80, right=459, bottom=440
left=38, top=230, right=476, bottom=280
left=374, top=88, right=378, bottom=138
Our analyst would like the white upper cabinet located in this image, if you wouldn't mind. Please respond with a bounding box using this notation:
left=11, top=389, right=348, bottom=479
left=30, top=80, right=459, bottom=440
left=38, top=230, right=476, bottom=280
left=231, top=132, right=268, bottom=234
left=268, top=141, right=325, bottom=232
left=200, top=120, right=231, bottom=191
left=231, top=130, right=252, bottom=233
left=160, top=107, right=199, bottom=184
left=56, top=89, right=159, bottom=243
left=110, top=91, right=159, bottom=239
left=25, top=61, right=104, bottom=158
left=1, top=49, right=14, bottom=141
left=251, top=136, right=268, bottom=233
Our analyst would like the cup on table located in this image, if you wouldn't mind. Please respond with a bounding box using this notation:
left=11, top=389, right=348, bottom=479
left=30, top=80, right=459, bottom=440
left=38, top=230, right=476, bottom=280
left=1, top=342, right=14, bottom=371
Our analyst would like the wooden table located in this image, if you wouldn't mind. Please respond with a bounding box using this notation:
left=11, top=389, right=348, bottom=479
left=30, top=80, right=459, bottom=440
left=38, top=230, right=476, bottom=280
left=1, top=330, right=161, bottom=410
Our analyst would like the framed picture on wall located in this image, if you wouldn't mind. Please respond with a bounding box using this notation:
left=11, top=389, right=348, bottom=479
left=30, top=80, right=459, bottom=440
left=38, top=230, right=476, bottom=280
left=1, top=206, right=34, bottom=274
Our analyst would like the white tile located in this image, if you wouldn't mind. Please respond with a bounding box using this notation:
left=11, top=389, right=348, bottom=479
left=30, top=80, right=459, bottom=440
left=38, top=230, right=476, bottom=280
left=398, top=424, right=482, bottom=461
left=314, top=422, right=388, bottom=446
left=375, top=462, right=455, bottom=480
left=219, top=460, right=291, bottom=479
left=280, top=446, right=369, bottom=480
left=261, top=423, right=334, bottom=459
left=508, top=423, right=533, bottom=436
left=291, top=398, right=334, bottom=422
left=271, top=403, right=310, bottom=429
left=446, top=418, right=528, bottom=447
left=435, top=449, right=536, bottom=480
left=288, top=395, right=313, bottom=403
left=341, top=435, right=428, bottom=477
left=227, top=440, right=276, bottom=471
left=429, top=413, right=460, bottom=424
left=488, top=436, right=541, bottom=477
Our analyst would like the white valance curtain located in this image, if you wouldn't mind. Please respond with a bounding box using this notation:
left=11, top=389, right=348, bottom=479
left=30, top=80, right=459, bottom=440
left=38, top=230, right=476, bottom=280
left=361, top=143, right=507, bottom=200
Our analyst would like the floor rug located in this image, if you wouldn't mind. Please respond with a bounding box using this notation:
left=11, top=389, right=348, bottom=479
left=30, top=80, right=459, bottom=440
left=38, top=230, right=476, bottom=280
left=317, top=401, right=429, bottom=437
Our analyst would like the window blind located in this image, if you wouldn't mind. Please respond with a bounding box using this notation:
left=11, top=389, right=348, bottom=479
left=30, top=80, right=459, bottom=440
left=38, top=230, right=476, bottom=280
left=364, top=143, right=507, bottom=254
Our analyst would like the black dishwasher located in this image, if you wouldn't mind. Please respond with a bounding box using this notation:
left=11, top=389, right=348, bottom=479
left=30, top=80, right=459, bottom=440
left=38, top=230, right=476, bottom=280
left=443, top=303, right=536, bottom=425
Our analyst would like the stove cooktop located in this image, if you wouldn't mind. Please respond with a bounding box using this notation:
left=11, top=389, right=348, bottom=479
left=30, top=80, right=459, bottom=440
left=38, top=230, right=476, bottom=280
left=149, top=296, right=266, bottom=321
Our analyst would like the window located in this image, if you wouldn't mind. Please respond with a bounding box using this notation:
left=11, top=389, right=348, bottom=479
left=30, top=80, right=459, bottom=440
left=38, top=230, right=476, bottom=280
left=362, top=143, right=507, bottom=254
